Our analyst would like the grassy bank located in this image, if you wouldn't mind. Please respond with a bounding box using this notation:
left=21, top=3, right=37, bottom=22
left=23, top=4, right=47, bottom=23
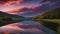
left=40, top=19, right=60, bottom=24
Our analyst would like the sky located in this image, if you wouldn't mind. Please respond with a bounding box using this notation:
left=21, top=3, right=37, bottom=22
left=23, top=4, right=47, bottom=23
left=0, top=0, right=60, bottom=17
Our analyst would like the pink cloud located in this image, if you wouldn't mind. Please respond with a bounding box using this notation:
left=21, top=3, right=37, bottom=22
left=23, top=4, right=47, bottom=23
left=0, top=0, right=32, bottom=6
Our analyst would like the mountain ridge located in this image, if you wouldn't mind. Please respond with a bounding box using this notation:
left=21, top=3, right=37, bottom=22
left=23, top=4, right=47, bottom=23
left=0, top=11, right=25, bottom=26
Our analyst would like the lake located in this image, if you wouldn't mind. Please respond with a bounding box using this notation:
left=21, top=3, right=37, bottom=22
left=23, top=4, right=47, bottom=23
left=0, top=20, right=57, bottom=34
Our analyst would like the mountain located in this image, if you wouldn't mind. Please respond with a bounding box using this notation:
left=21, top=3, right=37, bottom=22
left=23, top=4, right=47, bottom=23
left=33, top=7, right=60, bottom=19
left=0, top=11, right=25, bottom=26
left=33, top=7, right=60, bottom=33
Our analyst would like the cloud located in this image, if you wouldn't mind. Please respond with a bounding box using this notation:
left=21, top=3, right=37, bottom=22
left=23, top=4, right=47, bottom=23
left=4, top=31, right=10, bottom=34
left=6, top=6, right=33, bottom=15
left=1, top=0, right=59, bottom=17
left=7, top=6, right=24, bottom=14
left=41, top=0, right=58, bottom=3
left=0, top=0, right=23, bottom=6
left=5, top=3, right=53, bottom=16
left=0, top=0, right=32, bottom=6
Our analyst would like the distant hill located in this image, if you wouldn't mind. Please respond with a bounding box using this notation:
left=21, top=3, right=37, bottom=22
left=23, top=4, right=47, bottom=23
left=33, top=7, right=60, bottom=19
left=0, top=11, right=25, bottom=26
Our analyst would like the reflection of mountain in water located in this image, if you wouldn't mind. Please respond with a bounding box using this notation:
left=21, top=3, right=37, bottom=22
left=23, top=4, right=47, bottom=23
left=0, top=11, right=25, bottom=26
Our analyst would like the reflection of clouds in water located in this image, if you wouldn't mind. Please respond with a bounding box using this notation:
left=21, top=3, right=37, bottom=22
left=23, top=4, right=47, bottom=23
left=0, top=22, right=46, bottom=34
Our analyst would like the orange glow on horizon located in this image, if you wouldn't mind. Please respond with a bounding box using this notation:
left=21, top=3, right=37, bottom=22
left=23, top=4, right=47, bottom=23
left=7, top=6, right=24, bottom=14
left=4, top=31, right=10, bottom=34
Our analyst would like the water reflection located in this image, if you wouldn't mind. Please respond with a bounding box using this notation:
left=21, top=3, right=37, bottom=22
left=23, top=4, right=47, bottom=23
left=0, top=21, right=57, bottom=34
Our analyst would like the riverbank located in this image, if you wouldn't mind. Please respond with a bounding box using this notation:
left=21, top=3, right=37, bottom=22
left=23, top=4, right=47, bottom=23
left=33, top=19, right=60, bottom=34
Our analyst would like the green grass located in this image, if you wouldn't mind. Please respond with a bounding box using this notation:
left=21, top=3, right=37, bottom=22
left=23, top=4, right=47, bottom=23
left=39, top=19, right=60, bottom=24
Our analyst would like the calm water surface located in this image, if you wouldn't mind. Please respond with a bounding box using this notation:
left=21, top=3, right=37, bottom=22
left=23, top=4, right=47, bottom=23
left=0, top=20, right=57, bottom=34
